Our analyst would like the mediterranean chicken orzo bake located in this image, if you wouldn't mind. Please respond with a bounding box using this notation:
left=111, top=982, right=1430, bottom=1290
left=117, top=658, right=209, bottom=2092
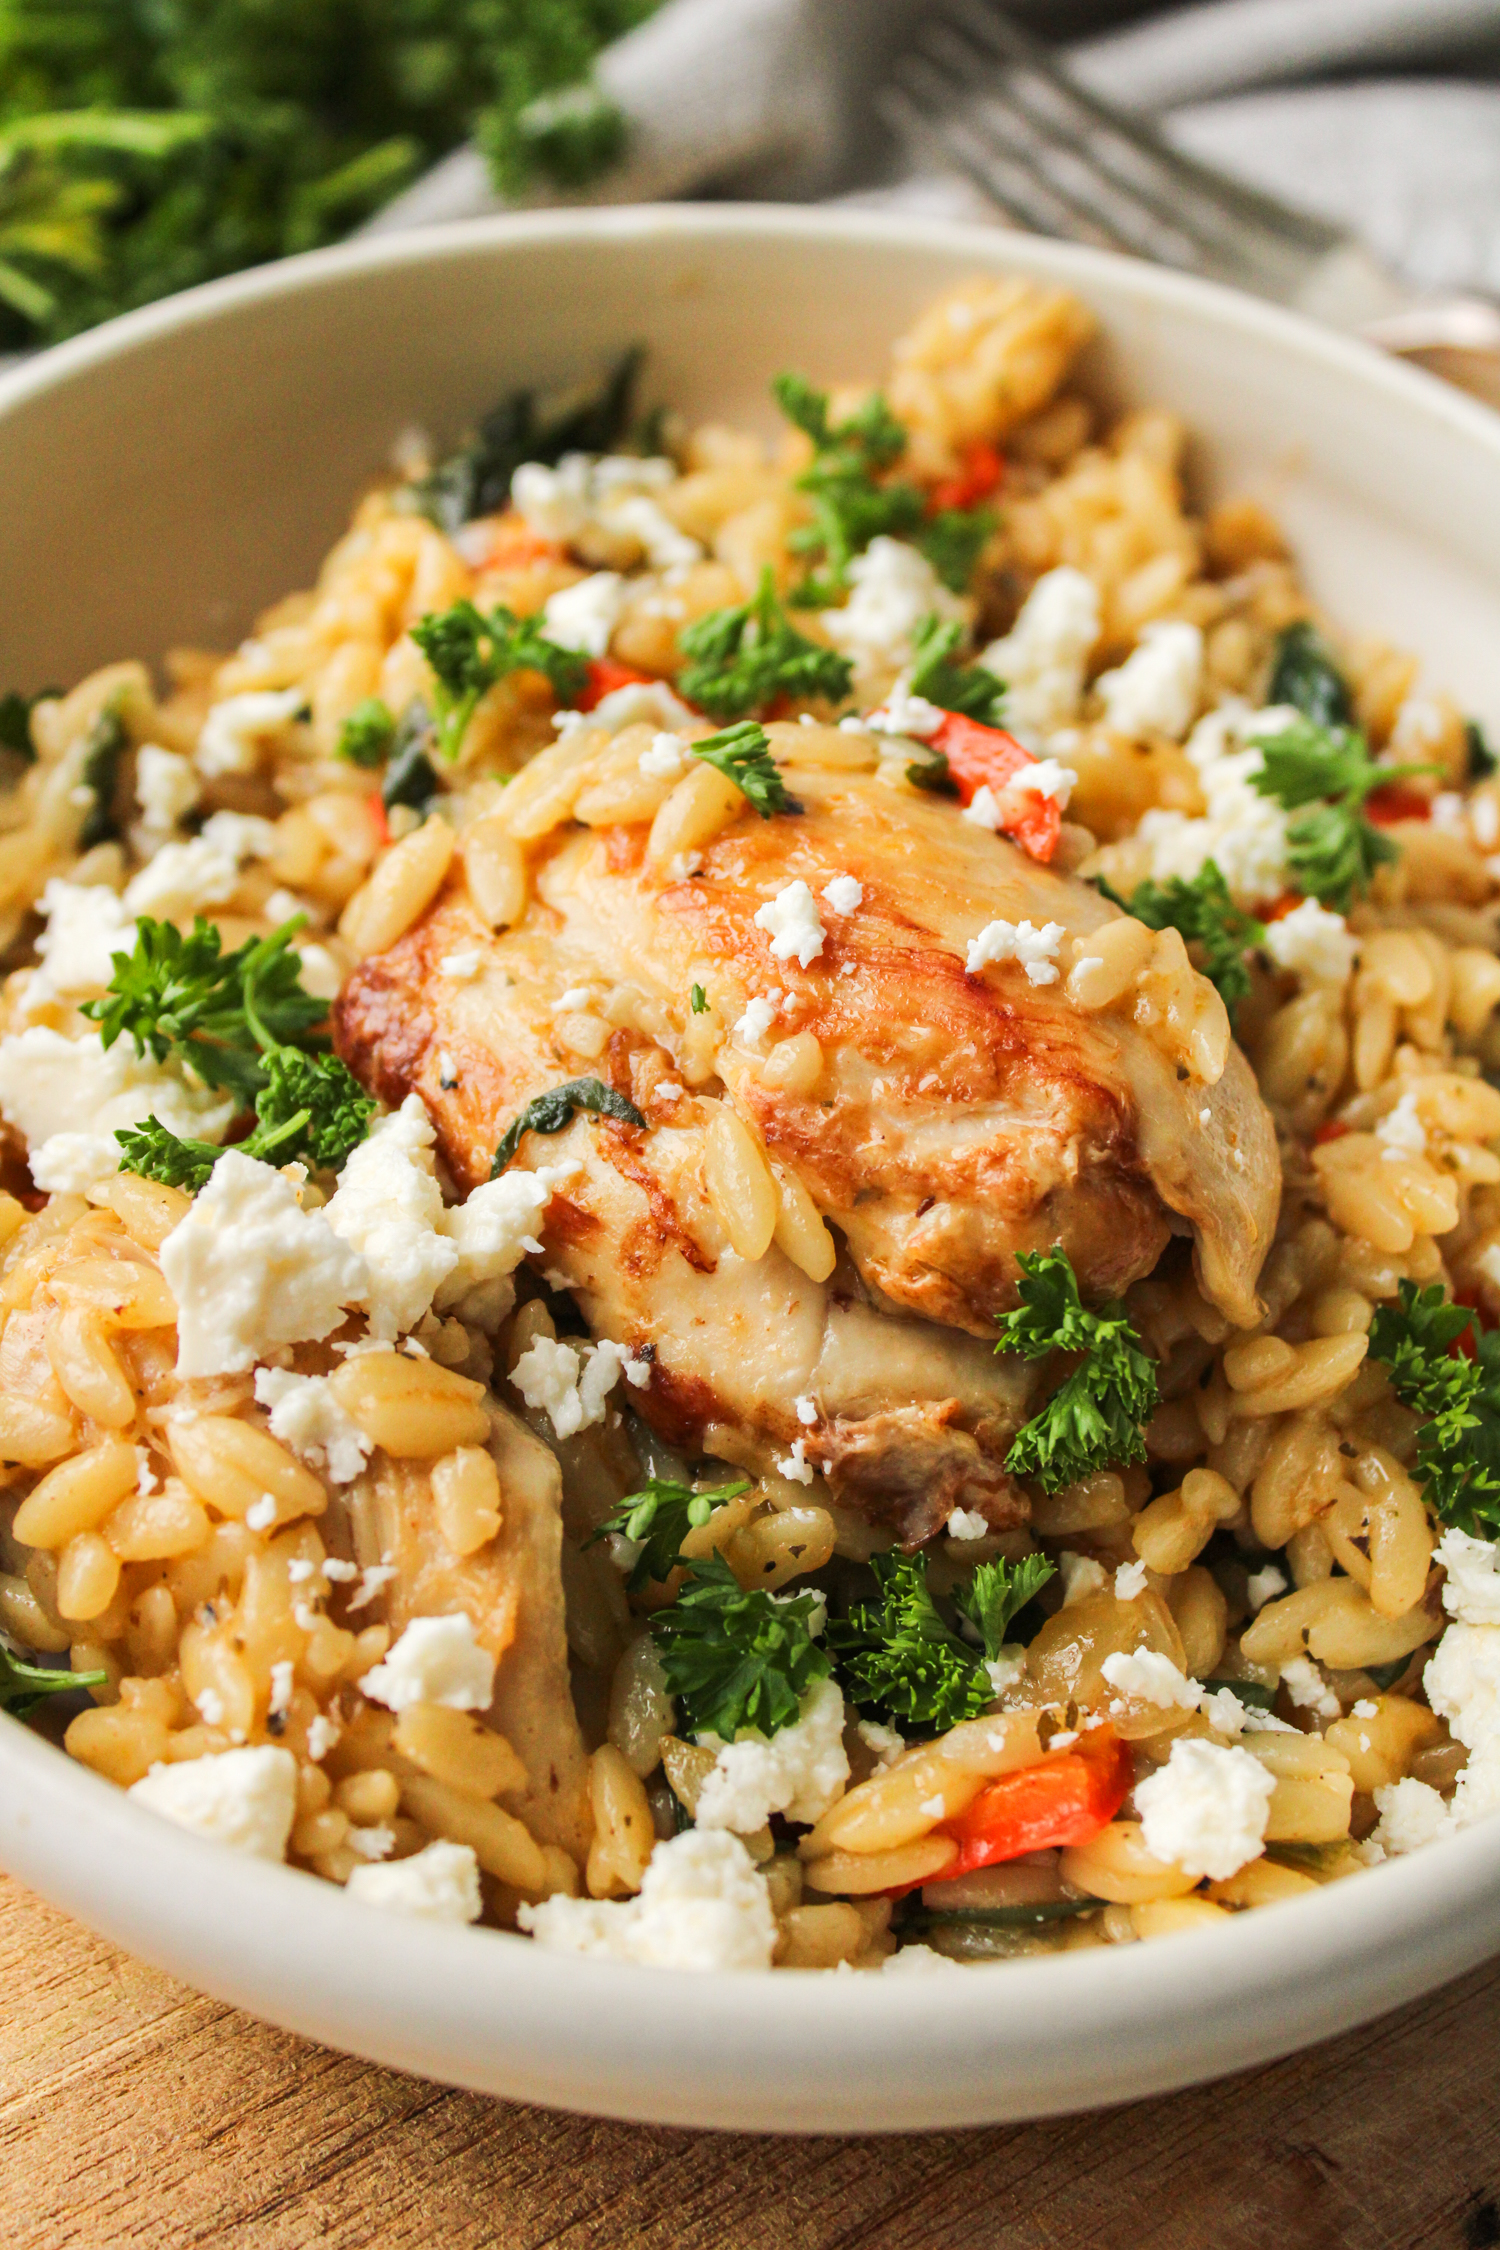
left=2, top=271, right=1499, bottom=1975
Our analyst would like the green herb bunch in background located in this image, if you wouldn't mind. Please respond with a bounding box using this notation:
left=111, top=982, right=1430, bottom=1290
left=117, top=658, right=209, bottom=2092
left=0, top=0, right=656, bottom=348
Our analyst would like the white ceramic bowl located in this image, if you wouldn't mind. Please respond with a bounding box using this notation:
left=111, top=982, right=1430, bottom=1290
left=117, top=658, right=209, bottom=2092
left=1, top=207, right=1499, bottom=2134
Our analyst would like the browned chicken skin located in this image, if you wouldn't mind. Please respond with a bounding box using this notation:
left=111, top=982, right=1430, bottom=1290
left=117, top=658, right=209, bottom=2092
left=335, top=736, right=1277, bottom=1542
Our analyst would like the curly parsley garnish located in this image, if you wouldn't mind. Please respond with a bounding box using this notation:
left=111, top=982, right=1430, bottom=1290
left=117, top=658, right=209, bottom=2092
left=1107, top=861, right=1264, bottom=1021
left=1249, top=714, right=1431, bottom=912
left=829, top=1550, right=1053, bottom=1732
left=676, top=568, right=852, bottom=722
left=651, top=1553, right=830, bottom=1740
left=906, top=614, right=1006, bottom=726
left=0, top=1641, right=107, bottom=1717
left=491, top=1075, right=646, bottom=1175
left=691, top=721, right=801, bottom=819
left=1369, top=1281, right=1500, bottom=1535
left=919, top=505, right=998, bottom=596
left=589, top=1477, right=751, bottom=1593
left=995, top=1249, right=1158, bottom=1492
left=335, top=696, right=396, bottom=769
left=84, top=914, right=328, bottom=1105
left=774, top=372, right=924, bottom=602
left=410, top=599, right=588, bottom=760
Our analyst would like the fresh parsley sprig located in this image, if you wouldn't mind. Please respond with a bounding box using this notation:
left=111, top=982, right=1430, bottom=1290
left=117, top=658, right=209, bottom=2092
left=1108, top=861, right=1264, bottom=1021
left=113, top=1046, right=374, bottom=1187
left=906, top=614, right=1006, bottom=726
left=828, top=1549, right=1053, bottom=1732
left=995, top=1249, right=1158, bottom=1492
left=0, top=1640, right=107, bottom=1718
left=113, top=1120, right=221, bottom=1192
left=691, top=722, right=801, bottom=819
left=84, top=915, right=328, bottom=1106
left=1249, top=713, right=1432, bottom=912
left=410, top=599, right=588, bottom=760
left=676, top=568, right=852, bottom=721
left=492, top=1075, right=646, bottom=1175
left=1369, top=1281, right=1500, bottom=1535
left=411, top=350, right=643, bottom=533
left=650, top=1553, right=830, bottom=1740
left=590, top=1476, right=751, bottom=1593
left=774, top=372, right=924, bottom=602
left=335, top=696, right=396, bottom=768
left=919, top=506, right=998, bottom=596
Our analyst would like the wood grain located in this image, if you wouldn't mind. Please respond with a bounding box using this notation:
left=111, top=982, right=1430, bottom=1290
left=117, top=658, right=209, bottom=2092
left=1, top=1870, right=1496, bottom=2250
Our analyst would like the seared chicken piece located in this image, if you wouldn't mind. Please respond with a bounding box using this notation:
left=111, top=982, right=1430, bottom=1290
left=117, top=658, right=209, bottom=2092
left=335, top=730, right=1277, bottom=1542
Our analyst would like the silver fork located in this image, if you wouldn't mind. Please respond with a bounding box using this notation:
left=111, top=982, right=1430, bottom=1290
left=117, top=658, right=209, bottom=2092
left=879, top=1, right=1500, bottom=375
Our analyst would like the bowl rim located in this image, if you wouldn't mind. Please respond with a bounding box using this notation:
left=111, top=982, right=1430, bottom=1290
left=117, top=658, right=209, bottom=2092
left=2, top=200, right=1498, bottom=2132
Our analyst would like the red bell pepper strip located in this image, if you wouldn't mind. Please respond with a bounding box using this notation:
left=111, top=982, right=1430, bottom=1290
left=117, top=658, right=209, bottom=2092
left=928, top=440, right=1005, bottom=516
left=1261, top=890, right=1304, bottom=924
left=576, top=657, right=659, bottom=711
left=469, top=515, right=562, bottom=572
left=896, top=1727, right=1132, bottom=1897
left=930, top=711, right=1063, bottom=864
left=366, top=791, right=389, bottom=850
left=1366, top=783, right=1431, bottom=826
left=1313, top=1118, right=1350, bottom=1146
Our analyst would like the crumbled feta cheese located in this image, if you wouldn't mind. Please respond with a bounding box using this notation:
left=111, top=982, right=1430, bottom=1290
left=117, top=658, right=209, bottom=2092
left=733, top=995, right=777, bottom=1048
left=200, top=809, right=278, bottom=867
left=947, top=1507, right=989, bottom=1541
left=1368, top=1775, right=1453, bottom=1857
left=559, top=679, right=698, bottom=738
left=965, top=917, right=1065, bottom=985
left=1058, top=1552, right=1108, bottom=1607
left=359, top=1613, right=495, bottom=1714
left=518, top=1828, right=777, bottom=1971
left=754, top=880, right=827, bottom=968
left=2, top=1021, right=236, bottom=1176
left=820, top=537, right=965, bottom=688
left=253, top=1367, right=372, bottom=1485
left=821, top=874, right=862, bottom=916
left=347, top=1563, right=398, bottom=1612
left=439, top=950, right=482, bottom=981
left=345, top=1824, right=395, bottom=1863
left=1246, top=1564, right=1287, bottom=1611
left=696, top=1676, right=848, bottom=1834
left=984, top=1650, right=1026, bottom=1696
left=346, top=1839, right=483, bottom=1923
left=305, top=1714, right=340, bottom=1762
left=977, top=567, right=1100, bottom=739
left=160, top=1150, right=367, bottom=1378
left=606, top=494, right=701, bottom=570
left=129, top=1745, right=297, bottom=1862
left=865, top=688, right=947, bottom=740
left=775, top=1439, right=816, bottom=1486
left=1473, top=794, right=1500, bottom=850
left=1263, top=898, right=1358, bottom=986
left=1425, top=1616, right=1500, bottom=1754
left=324, top=1097, right=455, bottom=1340
left=512, top=453, right=697, bottom=570
left=1114, top=1559, right=1149, bottom=1601
left=134, top=744, right=201, bottom=836
left=122, top=836, right=239, bottom=920
left=794, top=1394, right=818, bottom=1425
left=1280, top=1655, right=1341, bottom=1719
left=268, top=1660, right=294, bottom=1718
left=511, top=1333, right=628, bottom=1439
left=1014, top=756, right=1078, bottom=807
left=639, top=731, right=692, bottom=780
left=1134, top=1737, right=1274, bottom=1880
left=296, top=943, right=343, bottom=1002
left=196, top=688, right=305, bottom=777
left=433, top=1160, right=576, bottom=1324
left=28, top=1132, right=129, bottom=1194
left=26, top=877, right=134, bottom=1002
left=1095, top=620, right=1203, bottom=742
left=857, top=1719, right=905, bottom=1768
left=1390, top=694, right=1446, bottom=758
left=541, top=570, right=628, bottom=658
left=1130, top=701, right=1294, bottom=905
left=961, top=786, right=1004, bottom=833
left=883, top=1943, right=962, bottom=1973
left=245, top=1495, right=277, bottom=1532
left=1437, top=1527, right=1500, bottom=1626
left=1100, top=1647, right=1199, bottom=1709
left=1376, top=1091, right=1428, bottom=1161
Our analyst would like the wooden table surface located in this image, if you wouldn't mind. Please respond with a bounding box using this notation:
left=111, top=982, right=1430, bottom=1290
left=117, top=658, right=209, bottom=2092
left=2, top=1870, right=1496, bottom=2250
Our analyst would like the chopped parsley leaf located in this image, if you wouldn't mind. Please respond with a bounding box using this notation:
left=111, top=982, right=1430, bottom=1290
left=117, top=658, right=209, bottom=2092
left=691, top=721, right=801, bottom=819
left=690, top=983, right=707, bottom=1013
left=918, top=505, right=997, bottom=596
left=773, top=371, right=924, bottom=601
left=589, top=1476, right=750, bottom=1593
left=907, top=614, right=1005, bottom=726
left=1266, top=620, right=1354, bottom=728
left=116, top=1050, right=375, bottom=1187
left=1249, top=713, right=1432, bottom=912
left=335, top=696, right=396, bottom=769
left=651, top=1552, right=830, bottom=1740
left=829, top=1549, right=1051, bottom=1733
left=410, top=599, right=588, bottom=760
left=676, top=568, right=852, bottom=722
left=491, top=1075, right=645, bottom=1175
left=113, top=1120, right=220, bottom=1192
left=995, top=1248, right=1158, bottom=1492
left=1467, top=719, right=1497, bottom=781
left=77, top=703, right=127, bottom=850
left=1369, top=1280, right=1500, bottom=1535
left=0, top=1641, right=107, bottom=1717
left=380, top=703, right=440, bottom=814
left=1115, top=861, right=1264, bottom=1021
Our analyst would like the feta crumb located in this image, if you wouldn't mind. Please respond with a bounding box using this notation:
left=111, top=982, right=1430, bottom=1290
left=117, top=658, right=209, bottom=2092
left=1129, top=701, right=1293, bottom=905
left=857, top=1719, right=905, bottom=1768
left=322, top=1559, right=359, bottom=1582
left=1376, top=1091, right=1428, bottom=1161
left=359, top=1613, right=495, bottom=1714
left=753, top=880, right=827, bottom=968
left=1368, top=1775, right=1453, bottom=1857
left=434, top=1158, right=577, bottom=1324
left=1263, top=898, right=1358, bottom=986
left=246, top=1495, right=277, bottom=1532
left=946, top=1507, right=989, bottom=1541
left=511, top=1333, right=628, bottom=1439
left=821, top=873, right=863, bottom=915
left=305, top=1714, right=340, bottom=1762
left=1352, top=1697, right=1378, bottom=1719
left=775, top=1438, right=816, bottom=1486
left=347, top=1563, right=398, bottom=1612
left=794, top=1394, right=818, bottom=1425
left=1280, top=1654, right=1341, bottom=1719
left=253, top=1367, right=373, bottom=1485
left=346, top=1839, right=483, bottom=1924
left=129, top=1745, right=297, bottom=1862
left=1114, top=1559, right=1149, bottom=1601
left=29, top=1131, right=130, bottom=1195
left=287, top=1559, right=317, bottom=1584
left=324, top=1096, right=455, bottom=1340
left=439, top=950, right=482, bottom=981
left=134, top=744, right=201, bottom=835
left=1134, top=1737, right=1274, bottom=1880
left=1246, top=1564, right=1287, bottom=1611
left=160, top=1150, right=367, bottom=1378
left=639, top=731, right=692, bottom=780
left=541, top=570, right=627, bottom=657
left=345, top=1824, right=395, bottom=1862
left=1425, top=1616, right=1500, bottom=1753
left=733, top=995, right=777, bottom=1049
left=27, top=877, right=134, bottom=1002
left=820, top=537, right=965, bottom=688
left=984, top=1650, right=1026, bottom=1696
left=196, top=688, right=305, bottom=777
left=268, top=1660, right=294, bottom=1718
left=883, top=1943, right=962, bottom=1974
left=0, top=1026, right=233, bottom=1187
left=1100, top=1647, right=1199, bottom=1709
left=696, top=1676, right=848, bottom=1833
left=976, top=567, right=1100, bottom=739
left=1014, top=756, right=1078, bottom=807
left=865, top=688, right=947, bottom=740
left=1095, top=619, right=1203, bottom=742
left=1059, top=1552, right=1108, bottom=1607
left=200, top=810, right=279, bottom=866
left=296, top=943, right=343, bottom=1002
left=1437, top=1526, right=1500, bottom=1626
left=136, top=1447, right=158, bottom=1496
left=518, top=1828, right=777, bottom=1971
left=965, top=917, right=1065, bottom=985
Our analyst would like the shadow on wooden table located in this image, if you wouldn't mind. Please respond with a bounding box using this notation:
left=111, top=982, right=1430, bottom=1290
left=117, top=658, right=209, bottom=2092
left=1, top=1872, right=1496, bottom=2250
